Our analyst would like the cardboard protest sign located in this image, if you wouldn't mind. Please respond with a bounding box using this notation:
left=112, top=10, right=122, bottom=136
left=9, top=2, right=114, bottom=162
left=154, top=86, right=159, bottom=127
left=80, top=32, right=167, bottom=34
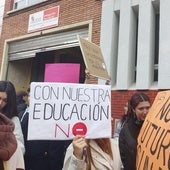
left=27, top=82, right=111, bottom=140
left=137, top=90, right=170, bottom=170
left=78, top=36, right=110, bottom=80
left=44, top=63, right=80, bottom=83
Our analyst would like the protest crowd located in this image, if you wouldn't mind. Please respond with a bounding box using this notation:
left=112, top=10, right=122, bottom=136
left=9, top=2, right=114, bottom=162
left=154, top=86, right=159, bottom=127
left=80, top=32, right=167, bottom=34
left=0, top=68, right=169, bottom=170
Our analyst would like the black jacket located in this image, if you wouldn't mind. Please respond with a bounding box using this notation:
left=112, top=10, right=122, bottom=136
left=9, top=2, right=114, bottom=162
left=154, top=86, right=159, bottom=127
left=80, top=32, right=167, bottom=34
left=21, top=109, right=72, bottom=170
left=17, top=99, right=28, bottom=120
left=119, top=116, right=143, bottom=170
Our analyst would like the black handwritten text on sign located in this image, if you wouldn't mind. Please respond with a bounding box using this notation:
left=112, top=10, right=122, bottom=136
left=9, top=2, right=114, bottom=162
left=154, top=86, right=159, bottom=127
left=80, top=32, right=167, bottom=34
left=137, top=91, right=170, bottom=170
left=27, top=82, right=112, bottom=140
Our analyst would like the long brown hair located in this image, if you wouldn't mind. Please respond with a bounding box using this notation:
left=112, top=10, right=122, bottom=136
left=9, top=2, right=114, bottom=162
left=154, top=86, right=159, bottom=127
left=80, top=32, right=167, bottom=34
left=127, top=92, right=150, bottom=119
left=0, top=81, right=18, bottom=119
left=86, top=138, right=113, bottom=170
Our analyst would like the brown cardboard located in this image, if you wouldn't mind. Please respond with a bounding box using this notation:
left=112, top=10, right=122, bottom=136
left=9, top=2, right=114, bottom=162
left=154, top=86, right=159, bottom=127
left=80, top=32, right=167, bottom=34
left=137, top=90, right=170, bottom=170
left=78, top=36, right=110, bottom=80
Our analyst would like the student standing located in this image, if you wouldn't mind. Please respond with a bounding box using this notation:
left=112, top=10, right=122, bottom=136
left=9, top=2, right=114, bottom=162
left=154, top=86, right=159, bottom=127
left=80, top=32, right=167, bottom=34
left=16, top=90, right=28, bottom=120
left=0, top=81, right=25, bottom=170
left=63, top=135, right=122, bottom=170
left=21, top=88, right=71, bottom=170
left=63, top=69, right=122, bottom=170
left=119, top=93, right=151, bottom=170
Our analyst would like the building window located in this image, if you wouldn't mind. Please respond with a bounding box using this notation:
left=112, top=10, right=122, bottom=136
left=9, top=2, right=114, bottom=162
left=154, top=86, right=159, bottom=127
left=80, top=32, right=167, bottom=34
left=154, top=13, right=159, bottom=82
left=134, top=17, right=138, bottom=83
left=13, top=0, right=45, bottom=10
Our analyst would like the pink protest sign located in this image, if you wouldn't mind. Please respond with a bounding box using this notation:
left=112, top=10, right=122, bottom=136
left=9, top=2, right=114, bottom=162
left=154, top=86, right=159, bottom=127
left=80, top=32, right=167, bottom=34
left=44, top=63, right=80, bottom=83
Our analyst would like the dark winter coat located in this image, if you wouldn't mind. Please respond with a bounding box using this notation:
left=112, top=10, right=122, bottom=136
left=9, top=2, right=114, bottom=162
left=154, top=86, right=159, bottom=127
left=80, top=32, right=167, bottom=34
left=119, top=116, right=143, bottom=170
left=17, top=99, right=27, bottom=120
left=21, top=109, right=72, bottom=170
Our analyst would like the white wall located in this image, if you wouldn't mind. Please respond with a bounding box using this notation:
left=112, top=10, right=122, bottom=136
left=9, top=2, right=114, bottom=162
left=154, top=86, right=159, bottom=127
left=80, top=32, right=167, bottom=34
left=100, top=0, right=170, bottom=90
left=0, top=0, right=5, bottom=36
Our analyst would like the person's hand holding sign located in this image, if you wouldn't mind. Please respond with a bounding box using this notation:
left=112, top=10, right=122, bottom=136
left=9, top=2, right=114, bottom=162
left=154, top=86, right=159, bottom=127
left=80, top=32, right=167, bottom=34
left=84, top=68, right=111, bottom=85
left=72, top=135, right=87, bottom=160
left=84, top=68, right=94, bottom=84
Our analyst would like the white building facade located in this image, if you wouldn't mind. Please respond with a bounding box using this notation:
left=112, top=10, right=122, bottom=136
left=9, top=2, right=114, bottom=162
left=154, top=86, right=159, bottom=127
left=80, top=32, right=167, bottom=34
left=100, top=0, right=170, bottom=90
left=0, top=0, right=5, bottom=36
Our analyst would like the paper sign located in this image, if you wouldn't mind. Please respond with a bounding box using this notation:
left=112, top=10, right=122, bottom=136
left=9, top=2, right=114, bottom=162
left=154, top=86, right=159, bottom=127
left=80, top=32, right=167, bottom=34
left=28, top=6, right=59, bottom=33
left=78, top=36, right=110, bottom=80
left=137, top=90, right=170, bottom=170
left=28, top=82, right=111, bottom=140
left=44, top=63, right=80, bottom=83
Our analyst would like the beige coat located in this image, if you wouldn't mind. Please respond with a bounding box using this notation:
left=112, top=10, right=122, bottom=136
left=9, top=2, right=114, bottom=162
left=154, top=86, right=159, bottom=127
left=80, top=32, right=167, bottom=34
left=62, top=138, right=122, bottom=170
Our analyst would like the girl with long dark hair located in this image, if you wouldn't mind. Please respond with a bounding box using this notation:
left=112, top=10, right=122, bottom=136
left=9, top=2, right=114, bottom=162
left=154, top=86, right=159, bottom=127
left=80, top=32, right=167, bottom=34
left=119, top=93, right=151, bottom=170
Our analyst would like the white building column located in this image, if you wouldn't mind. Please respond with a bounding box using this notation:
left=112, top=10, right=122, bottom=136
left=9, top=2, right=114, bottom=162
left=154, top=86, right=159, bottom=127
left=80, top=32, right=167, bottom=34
left=158, top=0, right=170, bottom=89
left=100, top=0, right=119, bottom=86
left=136, top=0, right=155, bottom=89
left=116, top=0, right=137, bottom=89
left=0, top=0, right=5, bottom=36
